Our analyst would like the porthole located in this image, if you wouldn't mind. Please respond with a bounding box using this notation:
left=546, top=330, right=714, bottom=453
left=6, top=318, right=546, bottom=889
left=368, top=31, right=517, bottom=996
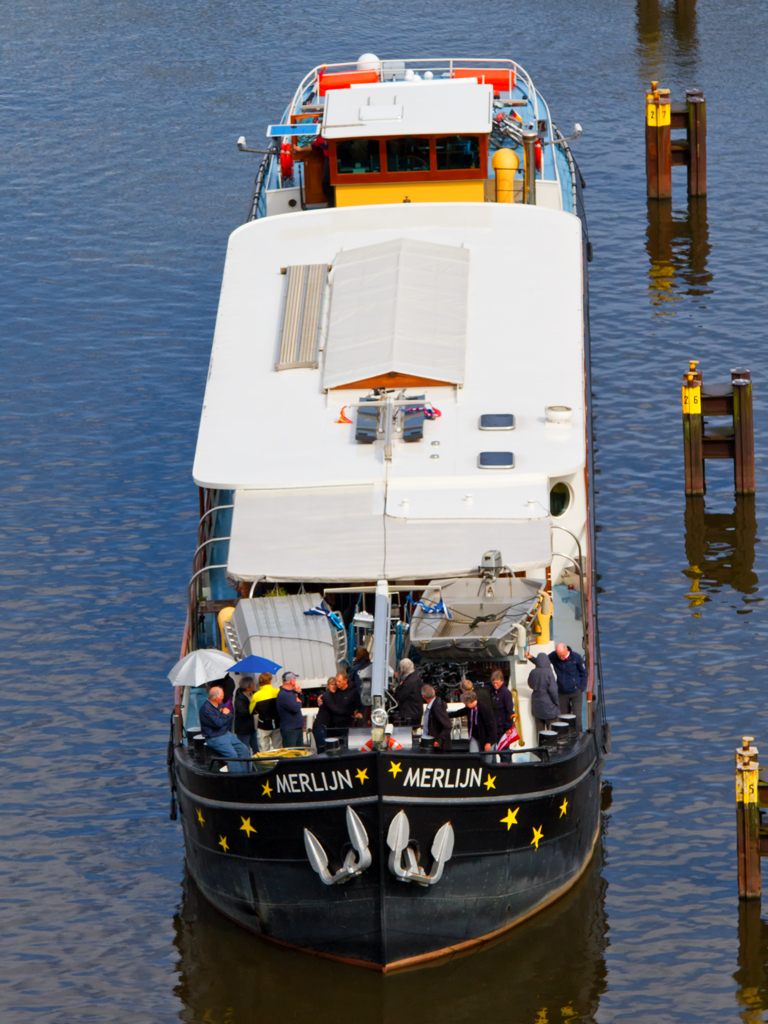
left=550, top=482, right=571, bottom=517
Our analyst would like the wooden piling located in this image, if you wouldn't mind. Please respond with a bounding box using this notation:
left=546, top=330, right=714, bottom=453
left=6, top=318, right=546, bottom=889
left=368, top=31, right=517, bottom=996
left=682, top=371, right=704, bottom=495
left=646, top=84, right=672, bottom=199
left=683, top=362, right=756, bottom=496
left=732, top=370, right=756, bottom=495
left=736, top=736, right=761, bottom=900
left=646, top=82, right=706, bottom=199
left=687, top=90, right=707, bottom=196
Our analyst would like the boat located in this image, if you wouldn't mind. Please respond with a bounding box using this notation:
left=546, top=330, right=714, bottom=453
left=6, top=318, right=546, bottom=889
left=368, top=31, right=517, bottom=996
left=167, top=53, right=609, bottom=972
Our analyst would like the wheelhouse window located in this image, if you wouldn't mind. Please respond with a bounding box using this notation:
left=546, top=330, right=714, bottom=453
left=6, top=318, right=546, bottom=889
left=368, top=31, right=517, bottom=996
left=335, top=138, right=381, bottom=175
left=435, top=135, right=481, bottom=170
left=386, top=136, right=431, bottom=173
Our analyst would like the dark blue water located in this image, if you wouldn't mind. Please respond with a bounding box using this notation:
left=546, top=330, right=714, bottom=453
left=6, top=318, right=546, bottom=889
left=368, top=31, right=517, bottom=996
left=3, top=1, right=768, bottom=1020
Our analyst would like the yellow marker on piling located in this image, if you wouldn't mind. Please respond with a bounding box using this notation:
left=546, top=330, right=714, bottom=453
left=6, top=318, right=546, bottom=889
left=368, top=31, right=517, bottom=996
left=736, top=736, right=761, bottom=899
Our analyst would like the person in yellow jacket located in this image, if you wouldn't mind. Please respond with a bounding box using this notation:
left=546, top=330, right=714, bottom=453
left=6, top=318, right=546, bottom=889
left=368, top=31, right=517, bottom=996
left=250, top=672, right=282, bottom=751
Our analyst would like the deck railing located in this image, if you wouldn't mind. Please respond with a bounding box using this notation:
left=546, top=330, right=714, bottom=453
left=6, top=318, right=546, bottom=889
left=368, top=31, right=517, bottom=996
left=287, top=56, right=538, bottom=124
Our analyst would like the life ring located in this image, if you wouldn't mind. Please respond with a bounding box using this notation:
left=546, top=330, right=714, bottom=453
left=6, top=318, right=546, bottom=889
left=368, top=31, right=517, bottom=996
left=280, top=140, right=294, bottom=180
left=535, top=139, right=542, bottom=171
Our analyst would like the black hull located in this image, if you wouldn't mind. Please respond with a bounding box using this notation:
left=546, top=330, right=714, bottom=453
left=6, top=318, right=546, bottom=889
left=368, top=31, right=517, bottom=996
left=175, top=736, right=603, bottom=970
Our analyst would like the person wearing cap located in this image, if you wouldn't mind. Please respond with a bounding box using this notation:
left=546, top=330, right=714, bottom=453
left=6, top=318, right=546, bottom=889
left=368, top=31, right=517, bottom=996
left=277, top=671, right=305, bottom=747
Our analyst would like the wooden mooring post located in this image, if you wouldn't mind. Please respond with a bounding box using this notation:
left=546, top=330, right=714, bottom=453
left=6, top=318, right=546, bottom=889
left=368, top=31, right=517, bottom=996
left=646, top=82, right=707, bottom=199
left=681, top=362, right=755, bottom=496
left=736, top=736, right=761, bottom=899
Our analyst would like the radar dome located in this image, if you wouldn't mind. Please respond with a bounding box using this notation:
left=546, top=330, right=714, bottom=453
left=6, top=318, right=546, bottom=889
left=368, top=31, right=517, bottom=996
left=357, top=53, right=381, bottom=72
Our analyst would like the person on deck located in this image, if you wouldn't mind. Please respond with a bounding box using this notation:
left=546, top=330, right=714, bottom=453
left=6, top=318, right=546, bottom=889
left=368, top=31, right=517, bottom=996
left=421, top=684, right=452, bottom=752
left=347, top=647, right=370, bottom=694
left=527, top=653, right=561, bottom=737
left=234, top=676, right=258, bottom=754
left=548, top=643, right=587, bottom=731
left=394, top=659, right=423, bottom=727
left=460, top=676, right=493, bottom=712
left=489, top=669, right=516, bottom=744
left=199, top=686, right=251, bottom=772
left=449, top=690, right=497, bottom=752
left=277, top=672, right=305, bottom=747
left=251, top=672, right=282, bottom=751
left=312, top=676, right=336, bottom=753
left=322, top=671, right=364, bottom=746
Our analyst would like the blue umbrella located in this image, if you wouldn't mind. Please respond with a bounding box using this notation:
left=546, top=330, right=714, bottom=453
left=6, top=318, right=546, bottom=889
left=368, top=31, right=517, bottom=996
left=229, top=654, right=282, bottom=675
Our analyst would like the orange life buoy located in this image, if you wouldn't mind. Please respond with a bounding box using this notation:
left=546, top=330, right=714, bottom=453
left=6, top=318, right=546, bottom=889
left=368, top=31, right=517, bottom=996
left=280, top=140, right=294, bottom=180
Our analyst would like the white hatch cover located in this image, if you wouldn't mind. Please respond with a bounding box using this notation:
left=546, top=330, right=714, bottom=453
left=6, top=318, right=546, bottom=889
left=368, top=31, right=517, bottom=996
left=323, top=237, right=469, bottom=390
left=226, top=486, right=552, bottom=582
left=322, top=79, right=493, bottom=139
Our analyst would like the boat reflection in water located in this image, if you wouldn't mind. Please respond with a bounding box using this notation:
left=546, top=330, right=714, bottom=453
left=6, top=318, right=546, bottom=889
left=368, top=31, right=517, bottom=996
left=683, top=497, right=759, bottom=617
left=173, top=828, right=609, bottom=1024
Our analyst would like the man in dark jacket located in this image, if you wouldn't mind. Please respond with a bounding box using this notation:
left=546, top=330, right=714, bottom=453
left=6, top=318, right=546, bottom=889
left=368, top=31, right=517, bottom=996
left=548, top=643, right=587, bottom=730
left=394, top=658, right=423, bottom=727
left=233, top=677, right=258, bottom=753
left=421, top=684, right=452, bottom=752
left=199, top=686, right=251, bottom=772
left=449, top=690, right=497, bottom=751
left=460, top=676, right=493, bottom=713
left=276, top=672, right=305, bottom=747
left=489, top=669, right=515, bottom=742
left=322, top=672, right=364, bottom=745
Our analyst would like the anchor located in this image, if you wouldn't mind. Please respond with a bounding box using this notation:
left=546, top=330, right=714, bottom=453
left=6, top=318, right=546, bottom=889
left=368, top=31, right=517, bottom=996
left=303, top=805, right=372, bottom=885
left=386, top=810, right=454, bottom=886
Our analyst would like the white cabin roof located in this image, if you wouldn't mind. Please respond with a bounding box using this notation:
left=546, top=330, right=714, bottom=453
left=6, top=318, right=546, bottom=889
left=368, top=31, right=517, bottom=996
left=194, top=202, right=585, bottom=581
left=323, top=237, right=469, bottom=389
left=322, top=79, right=493, bottom=139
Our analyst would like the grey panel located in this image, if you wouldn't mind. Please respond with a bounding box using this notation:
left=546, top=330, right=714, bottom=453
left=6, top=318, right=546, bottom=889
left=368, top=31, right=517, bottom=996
left=409, top=576, right=543, bottom=660
left=275, top=264, right=326, bottom=371
left=231, top=593, right=339, bottom=683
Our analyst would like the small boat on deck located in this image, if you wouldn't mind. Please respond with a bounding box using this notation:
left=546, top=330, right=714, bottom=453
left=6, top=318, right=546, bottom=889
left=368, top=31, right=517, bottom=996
left=167, top=53, right=609, bottom=972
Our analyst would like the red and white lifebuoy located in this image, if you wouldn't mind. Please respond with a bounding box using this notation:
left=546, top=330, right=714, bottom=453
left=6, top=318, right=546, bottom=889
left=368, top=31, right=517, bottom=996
left=280, top=140, right=294, bottom=180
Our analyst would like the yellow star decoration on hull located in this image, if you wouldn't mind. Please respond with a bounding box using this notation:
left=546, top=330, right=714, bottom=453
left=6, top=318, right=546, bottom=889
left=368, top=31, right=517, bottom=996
left=500, top=807, right=519, bottom=830
left=262, top=781, right=273, bottom=798
left=559, top=797, right=568, bottom=818
left=484, top=774, right=497, bottom=791
left=218, top=835, right=229, bottom=852
left=531, top=826, right=544, bottom=850
left=388, top=762, right=402, bottom=778
left=240, top=816, right=257, bottom=838
left=196, top=808, right=205, bottom=826
left=356, top=768, right=369, bottom=784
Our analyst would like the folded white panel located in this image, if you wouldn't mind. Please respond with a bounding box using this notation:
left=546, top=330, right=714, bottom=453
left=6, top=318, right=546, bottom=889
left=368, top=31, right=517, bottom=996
left=227, top=486, right=551, bottom=582
left=323, top=237, right=469, bottom=389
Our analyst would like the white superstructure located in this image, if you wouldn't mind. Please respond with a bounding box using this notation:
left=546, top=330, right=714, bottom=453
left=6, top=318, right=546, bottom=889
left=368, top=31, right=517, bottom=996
left=193, top=201, right=587, bottom=585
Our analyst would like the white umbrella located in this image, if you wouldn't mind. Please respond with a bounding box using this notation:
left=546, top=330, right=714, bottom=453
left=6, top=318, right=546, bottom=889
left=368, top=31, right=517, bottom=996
left=168, top=649, right=237, bottom=687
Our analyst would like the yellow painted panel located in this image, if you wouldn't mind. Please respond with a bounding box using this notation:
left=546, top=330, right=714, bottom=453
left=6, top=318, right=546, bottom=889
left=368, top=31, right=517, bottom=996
left=335, top=180, right=485, bottom=207
left=646, top=100, right=671, bottom=127
left=682, top=384, right=701, bottom=415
